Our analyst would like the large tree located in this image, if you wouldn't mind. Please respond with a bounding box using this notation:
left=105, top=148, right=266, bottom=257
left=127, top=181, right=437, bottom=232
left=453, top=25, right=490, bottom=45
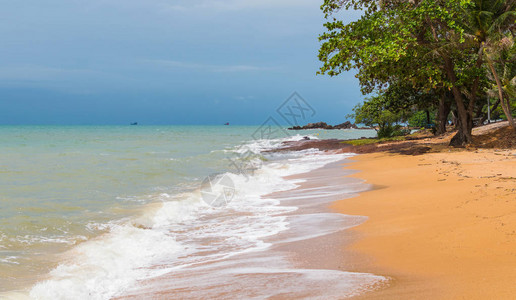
left=318, top=0, right=489, bottom=145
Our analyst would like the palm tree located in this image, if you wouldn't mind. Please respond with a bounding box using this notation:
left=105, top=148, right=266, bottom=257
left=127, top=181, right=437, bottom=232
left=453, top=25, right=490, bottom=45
left=485, top=35, right=516, bottom=127
left=469, top=0, right=516, bottom=129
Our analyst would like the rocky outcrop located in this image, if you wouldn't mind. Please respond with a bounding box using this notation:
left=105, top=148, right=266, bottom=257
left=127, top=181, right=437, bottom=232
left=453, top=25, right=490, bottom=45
left=333, top=121, right=358, bottom=129
left=288, top=121, right=358, bottom=130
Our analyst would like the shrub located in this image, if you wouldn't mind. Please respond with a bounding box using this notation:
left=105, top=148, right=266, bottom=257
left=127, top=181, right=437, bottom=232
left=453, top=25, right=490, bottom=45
left=408, top=110, right=435, bottom=128
left=377, top=124, right=394, bottom=138
left=392, top=125, right=411, bottom=137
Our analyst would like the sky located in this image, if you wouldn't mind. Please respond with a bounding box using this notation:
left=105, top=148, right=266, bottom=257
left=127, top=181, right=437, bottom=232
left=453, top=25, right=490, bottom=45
left=0, top=0, right=363, bottom=125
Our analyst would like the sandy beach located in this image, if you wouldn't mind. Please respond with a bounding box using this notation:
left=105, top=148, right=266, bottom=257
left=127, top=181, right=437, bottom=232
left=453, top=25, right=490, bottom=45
left=114, top=127, right=515, bottom=299
left=335, top=149, right=516, bottom=299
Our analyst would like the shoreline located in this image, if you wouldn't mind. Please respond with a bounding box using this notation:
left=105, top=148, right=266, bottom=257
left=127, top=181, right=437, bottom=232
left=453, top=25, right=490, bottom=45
left=117, top=142, right=515, bottom=299
left=115, top=154, right=388, bottom=299
left=16, top=122, right=514, bottom=298
left=334, top=149, right=516, bottom=299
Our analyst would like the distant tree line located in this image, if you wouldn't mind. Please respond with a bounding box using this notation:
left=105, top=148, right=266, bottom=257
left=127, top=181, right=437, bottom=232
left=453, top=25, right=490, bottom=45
left=318, top=0, right=516, bottom=145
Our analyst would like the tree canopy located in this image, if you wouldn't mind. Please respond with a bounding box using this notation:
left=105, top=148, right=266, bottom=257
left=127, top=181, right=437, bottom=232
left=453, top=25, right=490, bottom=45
left=319, top=0, right=516, bottom=145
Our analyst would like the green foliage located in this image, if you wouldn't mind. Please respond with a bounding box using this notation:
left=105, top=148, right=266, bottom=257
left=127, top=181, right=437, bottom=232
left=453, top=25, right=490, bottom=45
left=492, top=99, right=516, bottom=119
left=392, top=124, right=412, bottom=137
left=377, top=124, right=394, bottom=138
left=319, top=0, right=516, bottom=142
left=485, top=34, right=516, bottom=121
left=408, top=110, right=436, bottom=128
left=376, top=124, right=411, bottom=138
left=350, top=95, right=396, bottom=126
left=349, top=94, right=409, bottom=138
left=318, top=0, right=474, bottom=94
left=341, top=136, right=406, bottom=146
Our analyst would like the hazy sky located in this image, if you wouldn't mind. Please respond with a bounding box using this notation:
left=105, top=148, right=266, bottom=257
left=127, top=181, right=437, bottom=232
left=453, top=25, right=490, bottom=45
left=0, top=0, right=362, bottom=125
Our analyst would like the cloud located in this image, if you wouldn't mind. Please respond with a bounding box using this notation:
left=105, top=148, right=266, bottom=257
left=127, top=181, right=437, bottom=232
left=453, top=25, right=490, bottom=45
left=144, top=59, right=278, bottom=73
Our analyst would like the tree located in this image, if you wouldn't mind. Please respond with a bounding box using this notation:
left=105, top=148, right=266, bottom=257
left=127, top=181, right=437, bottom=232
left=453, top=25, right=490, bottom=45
left=318, top=0, right=488, bottom=145
left=468, top=0, right=516, bottom=129
left=409, top=110, right=436, bottom=128
left=349, top=94, right=406, bottom=138
left=485, top=35, right=516, bottom=126
left=382, top=80, right=452, bottom=134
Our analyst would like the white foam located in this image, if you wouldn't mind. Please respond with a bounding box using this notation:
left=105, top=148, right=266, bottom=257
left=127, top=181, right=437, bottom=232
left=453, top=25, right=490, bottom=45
left=15, top=235, right=85, bottom=246
left=30, top=225, right=182, bottom=300
left=122, top=254, right=387, bottom=299
left=218, top=267, right=387, bottom=299
left=229, top=133, right=320, bottom=155
left=275, top=213, right=367, bottom=244
left=0, top=256, right=20, bottom=265
left=29, top=147, right=380, bottom=299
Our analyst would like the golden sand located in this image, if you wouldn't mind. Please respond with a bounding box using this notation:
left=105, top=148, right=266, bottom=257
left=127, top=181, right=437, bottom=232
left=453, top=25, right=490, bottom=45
left=334, top=149, right=516, bottom=299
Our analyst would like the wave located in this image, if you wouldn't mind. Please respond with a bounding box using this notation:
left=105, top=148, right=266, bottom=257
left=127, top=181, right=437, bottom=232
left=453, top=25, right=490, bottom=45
left=28, top=136, right=385, bottom=299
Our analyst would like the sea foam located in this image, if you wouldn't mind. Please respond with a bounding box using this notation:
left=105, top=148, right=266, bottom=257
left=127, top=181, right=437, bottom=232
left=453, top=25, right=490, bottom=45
left=29, top=136, right=384, bottom=299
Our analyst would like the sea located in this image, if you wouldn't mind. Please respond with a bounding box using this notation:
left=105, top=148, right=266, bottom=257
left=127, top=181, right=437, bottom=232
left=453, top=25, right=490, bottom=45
left=0, top=125, right=385, bottom=299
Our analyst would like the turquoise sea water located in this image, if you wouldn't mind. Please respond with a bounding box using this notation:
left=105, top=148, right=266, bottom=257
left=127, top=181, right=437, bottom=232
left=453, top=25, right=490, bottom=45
left=0, top=125, right=377, bottom=296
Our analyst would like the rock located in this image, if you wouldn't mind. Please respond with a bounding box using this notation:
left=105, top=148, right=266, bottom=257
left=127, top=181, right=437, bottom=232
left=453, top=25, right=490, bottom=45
left=288, top=121, right=357, bottom=130
left=333, top=121, right=358, bottom=129
left=305, top=122, right=330, bottom=129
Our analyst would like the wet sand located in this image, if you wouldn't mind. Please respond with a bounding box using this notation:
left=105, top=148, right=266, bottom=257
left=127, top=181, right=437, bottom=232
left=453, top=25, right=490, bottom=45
left=335, top=149, right=516, bottom=299
left=117, top=158, right=388, bottom=299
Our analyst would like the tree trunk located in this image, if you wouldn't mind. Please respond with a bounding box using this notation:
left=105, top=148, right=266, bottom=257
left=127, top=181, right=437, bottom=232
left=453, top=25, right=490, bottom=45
left=486, top=56, right=515, bottom=129
left=474, top=99, right=485, bottom=124
left=451, top=110, right=458, bottom=128
left=443, top=56, right=474, bottom=146
left=467, top=45, right=484, bottom=119
left=479, top=98, right=500, bottom=125
left=436, top=92, right=451, bottom=135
